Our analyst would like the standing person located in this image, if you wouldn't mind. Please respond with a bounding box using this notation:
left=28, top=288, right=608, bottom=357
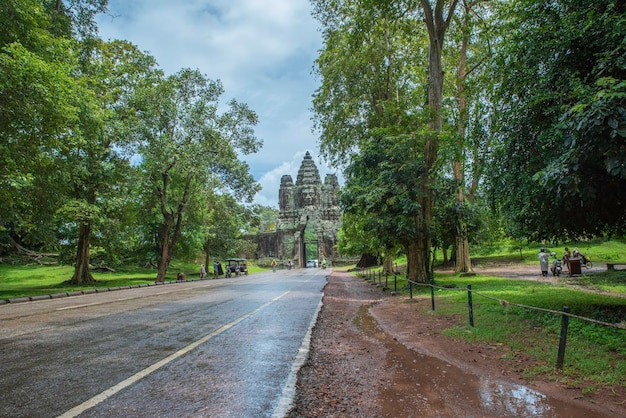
left=271, top=259, right=278, bottom=272
left=563, top=247, right=572, bottom=273
left=538, top=248, right=549, bottom=277
left=200, top=264, right=207, bottom=279
left=213, top=260, right=219, bottom=278
left=217, top=261, right=223, bottom=277
left=287, top=260, right=292, bottom=270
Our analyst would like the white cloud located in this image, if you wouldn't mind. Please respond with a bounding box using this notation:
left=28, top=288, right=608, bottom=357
left=97, top=0, right=328, bottom=207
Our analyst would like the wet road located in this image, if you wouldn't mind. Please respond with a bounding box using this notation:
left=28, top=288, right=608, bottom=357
left=0, top=268, right=326, bottom=417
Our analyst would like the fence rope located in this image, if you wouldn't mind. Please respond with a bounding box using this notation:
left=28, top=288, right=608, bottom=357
left=407, top=279, right=626, bottom=331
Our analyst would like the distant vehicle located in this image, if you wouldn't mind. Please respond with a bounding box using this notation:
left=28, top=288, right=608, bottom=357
left=306, top=259, right=318, bottom=268
left=225, top=258, right=248, bottom=277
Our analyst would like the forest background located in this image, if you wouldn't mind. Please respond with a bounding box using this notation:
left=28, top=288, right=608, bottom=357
left=1, top=1, right=625, bottom=285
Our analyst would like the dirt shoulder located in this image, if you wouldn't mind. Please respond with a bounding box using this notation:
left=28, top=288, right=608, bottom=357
left=287, top=270, right=625, bottom=417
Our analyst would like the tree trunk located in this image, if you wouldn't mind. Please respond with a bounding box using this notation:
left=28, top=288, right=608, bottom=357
left=155, top=172, right=192, bottom=282
left=356, top=253, right=378, bottom=268
left=156, top=208, right=186, bottom=282
left=204, top=238, right=211, bottom=271
left=416, top=0, right=459, bottom=282
left=406, top=240, right=420, bottom=282
left=455, top=224, right=473, bottom=272
left=453, top=2, right=473, bottom=274
left=70, top=223, right=95, bottom=284
left=454, top=158, right=473, bottom=273
left=382, top=255, right=394, bottom=274
left=156, top=216, right=173, bottom=282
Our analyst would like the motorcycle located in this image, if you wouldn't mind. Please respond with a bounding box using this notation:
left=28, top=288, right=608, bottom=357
left=579, top=254, right=593, bottom=269
left=550, top=252, right=562, bottom=276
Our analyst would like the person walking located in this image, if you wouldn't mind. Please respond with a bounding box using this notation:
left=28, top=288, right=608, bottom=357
left=200, top=264, right=207, bottom=279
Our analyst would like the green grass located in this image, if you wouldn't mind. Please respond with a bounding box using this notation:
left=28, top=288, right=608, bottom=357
left=0, top=260, right=267, bottom=300
left=435, top=290, right=626, bottom=389
left=0, top=264, right=168, bottom=300
left=568, top=270, right=626, bottom=294
left=450, top=237, right=626, bottom=267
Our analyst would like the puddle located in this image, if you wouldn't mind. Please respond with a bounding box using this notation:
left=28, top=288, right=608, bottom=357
left=479, top=379, right=561, bottom=417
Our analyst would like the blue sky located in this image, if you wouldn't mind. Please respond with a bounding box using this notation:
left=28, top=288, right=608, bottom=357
left=96, top=0, right=338, bottom=207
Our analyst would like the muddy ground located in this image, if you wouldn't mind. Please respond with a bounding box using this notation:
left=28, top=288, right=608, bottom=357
left=286, top=266, right=625, bottom=417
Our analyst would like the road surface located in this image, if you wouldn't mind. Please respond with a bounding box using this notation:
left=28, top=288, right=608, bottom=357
left=0, top=268, right=326, bottom=417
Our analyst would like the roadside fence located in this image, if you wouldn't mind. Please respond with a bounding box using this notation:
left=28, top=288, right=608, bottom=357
left=358, top=268, right=626, bottom=370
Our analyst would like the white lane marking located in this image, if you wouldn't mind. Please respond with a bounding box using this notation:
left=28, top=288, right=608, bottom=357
left=55, top=286, right=211, bottom=311
left=57, top=291, right=290, bottom=418
left=273, top=297, right=324, bottom=417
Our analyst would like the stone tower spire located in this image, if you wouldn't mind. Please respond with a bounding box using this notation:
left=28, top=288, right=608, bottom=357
left=296, top=151, right=321, bottom=186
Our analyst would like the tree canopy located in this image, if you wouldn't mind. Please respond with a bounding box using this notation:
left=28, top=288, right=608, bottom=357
left=313, top=0, right=625, bottom=264
left=0, top=1, right=264, bottom=281
left=489, top=0, right=626, bottom=240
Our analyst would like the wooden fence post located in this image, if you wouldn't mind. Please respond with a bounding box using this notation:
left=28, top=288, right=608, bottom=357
left=556, top=306, right=570, bottom=369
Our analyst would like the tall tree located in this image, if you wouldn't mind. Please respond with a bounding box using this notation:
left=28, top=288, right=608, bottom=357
left=137, top=69, right=261, bottom=282
left=61, top=39, right=160, bottom=284
left=445, top=0, right=492, bottom=272
left=312, top=0, right=462, bottom=281
left=414, top=0, right=459, bottom=280
left=312, top=0, right=438, bottom=280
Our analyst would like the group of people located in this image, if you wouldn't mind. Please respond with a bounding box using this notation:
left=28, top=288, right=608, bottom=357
left=538, top=246, right=585, bottom=276
left=198, top=261, right=225, bottom=279
left=212, top=261, right=224, bottom=277
left=271, top=259, right=295, bottom=271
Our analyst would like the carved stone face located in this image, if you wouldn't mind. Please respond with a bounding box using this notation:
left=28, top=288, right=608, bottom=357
left=301, top=187, right=316, bottom=207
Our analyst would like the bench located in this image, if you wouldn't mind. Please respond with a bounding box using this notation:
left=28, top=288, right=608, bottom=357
left=606, top=263, right=626, bottom=271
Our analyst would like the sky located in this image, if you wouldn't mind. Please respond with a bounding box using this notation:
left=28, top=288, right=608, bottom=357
left=96, top=0, right=338, bottom=208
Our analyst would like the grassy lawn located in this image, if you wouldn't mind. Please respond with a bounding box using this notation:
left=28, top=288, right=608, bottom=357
left=0, top=260, right=267, bottom=300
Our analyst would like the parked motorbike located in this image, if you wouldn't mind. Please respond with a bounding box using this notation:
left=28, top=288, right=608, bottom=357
left=580, top=254, right=593, bottom=269
left=550, top=252, right=562, bottom=276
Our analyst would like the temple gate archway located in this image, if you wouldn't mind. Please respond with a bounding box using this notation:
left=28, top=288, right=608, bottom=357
left=256, top=151, right=341, bottom=267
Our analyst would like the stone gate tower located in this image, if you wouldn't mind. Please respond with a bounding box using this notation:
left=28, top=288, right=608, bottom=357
left=278, top=151, right=341, bottom=266
left=256, top=151, right=341, bottom=266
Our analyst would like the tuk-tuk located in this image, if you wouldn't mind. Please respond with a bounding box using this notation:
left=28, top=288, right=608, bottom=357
left=225, top=258, right=248, bottom=277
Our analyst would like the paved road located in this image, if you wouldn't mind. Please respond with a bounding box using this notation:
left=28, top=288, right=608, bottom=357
left=0, top=268, right=327, bottom=417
